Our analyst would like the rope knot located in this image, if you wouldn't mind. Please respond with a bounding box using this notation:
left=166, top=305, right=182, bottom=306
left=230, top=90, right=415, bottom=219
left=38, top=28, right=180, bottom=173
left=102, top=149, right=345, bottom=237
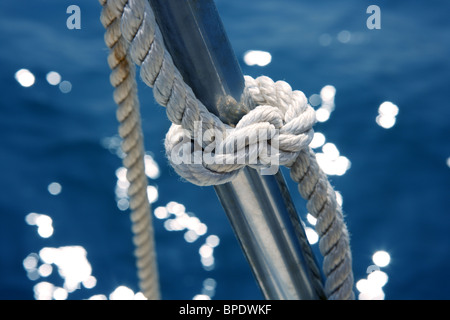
left=102, top=0, right=354, bottom=299
left=165, top=76, right=316, bottom=186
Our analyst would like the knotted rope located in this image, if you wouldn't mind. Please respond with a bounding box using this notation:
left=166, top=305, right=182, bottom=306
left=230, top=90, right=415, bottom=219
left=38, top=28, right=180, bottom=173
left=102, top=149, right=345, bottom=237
left=101, top=0, right=354, bottom=300
left=165, top=76, right=316, bottom=186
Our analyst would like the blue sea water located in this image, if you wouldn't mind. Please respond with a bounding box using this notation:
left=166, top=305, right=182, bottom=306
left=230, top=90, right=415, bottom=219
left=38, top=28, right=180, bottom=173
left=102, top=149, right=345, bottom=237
left=0, top=0, right=449, bottom=300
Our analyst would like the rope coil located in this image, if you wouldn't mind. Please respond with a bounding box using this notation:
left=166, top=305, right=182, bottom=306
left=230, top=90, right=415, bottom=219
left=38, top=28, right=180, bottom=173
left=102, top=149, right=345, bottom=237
left=101, top=0, right=354, bottom=300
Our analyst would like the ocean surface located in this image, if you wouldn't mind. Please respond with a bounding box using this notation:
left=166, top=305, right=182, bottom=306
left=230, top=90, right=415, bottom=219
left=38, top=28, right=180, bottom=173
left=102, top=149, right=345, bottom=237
left=1, top=0, right=449, bottom=300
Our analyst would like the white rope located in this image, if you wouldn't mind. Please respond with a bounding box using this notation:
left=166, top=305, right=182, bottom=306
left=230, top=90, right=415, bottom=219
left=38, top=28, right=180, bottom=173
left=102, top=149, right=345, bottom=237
left=105, top=0, right=354, bottom=300
left=100, top=0, right=160, bottom=300
left=164, top=76, right=317, bottom=186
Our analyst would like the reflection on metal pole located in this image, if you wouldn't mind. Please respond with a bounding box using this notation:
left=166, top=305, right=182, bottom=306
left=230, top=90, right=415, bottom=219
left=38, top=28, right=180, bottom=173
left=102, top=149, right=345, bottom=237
left=149, top=0, right=325, bottom=299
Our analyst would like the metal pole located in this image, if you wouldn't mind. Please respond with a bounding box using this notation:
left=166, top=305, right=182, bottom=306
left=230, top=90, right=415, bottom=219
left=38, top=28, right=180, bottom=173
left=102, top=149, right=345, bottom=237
left=149, top=0, right=325, bottom=300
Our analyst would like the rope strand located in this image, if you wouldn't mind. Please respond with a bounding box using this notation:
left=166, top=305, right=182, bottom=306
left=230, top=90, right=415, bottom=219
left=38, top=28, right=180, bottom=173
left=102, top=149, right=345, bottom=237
left=102, top=0, right=354, bottom=300
left=100, top=0, right=160, bottom=300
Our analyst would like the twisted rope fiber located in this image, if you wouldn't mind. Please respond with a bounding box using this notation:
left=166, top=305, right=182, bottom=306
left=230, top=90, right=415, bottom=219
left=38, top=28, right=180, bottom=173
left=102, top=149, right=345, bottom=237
left=100, top=0, right=160, bottom=300
left=107, top=0, right=354, bottom=299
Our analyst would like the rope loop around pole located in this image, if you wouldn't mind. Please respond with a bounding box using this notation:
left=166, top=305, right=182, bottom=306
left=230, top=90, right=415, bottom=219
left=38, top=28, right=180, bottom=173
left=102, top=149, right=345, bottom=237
left=101, top=0, right=355, bottom=300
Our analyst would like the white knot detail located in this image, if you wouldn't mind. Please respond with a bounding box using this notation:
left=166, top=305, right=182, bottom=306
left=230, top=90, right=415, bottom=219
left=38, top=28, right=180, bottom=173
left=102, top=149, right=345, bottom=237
left=102, top=0, right=355, bottom=300
left=165, top=76, right=316, bottom=186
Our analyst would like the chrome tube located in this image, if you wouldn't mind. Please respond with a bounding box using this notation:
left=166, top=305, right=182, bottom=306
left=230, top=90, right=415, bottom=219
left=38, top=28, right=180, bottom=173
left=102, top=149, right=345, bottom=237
left=149, top=0, right=325, bottom=300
